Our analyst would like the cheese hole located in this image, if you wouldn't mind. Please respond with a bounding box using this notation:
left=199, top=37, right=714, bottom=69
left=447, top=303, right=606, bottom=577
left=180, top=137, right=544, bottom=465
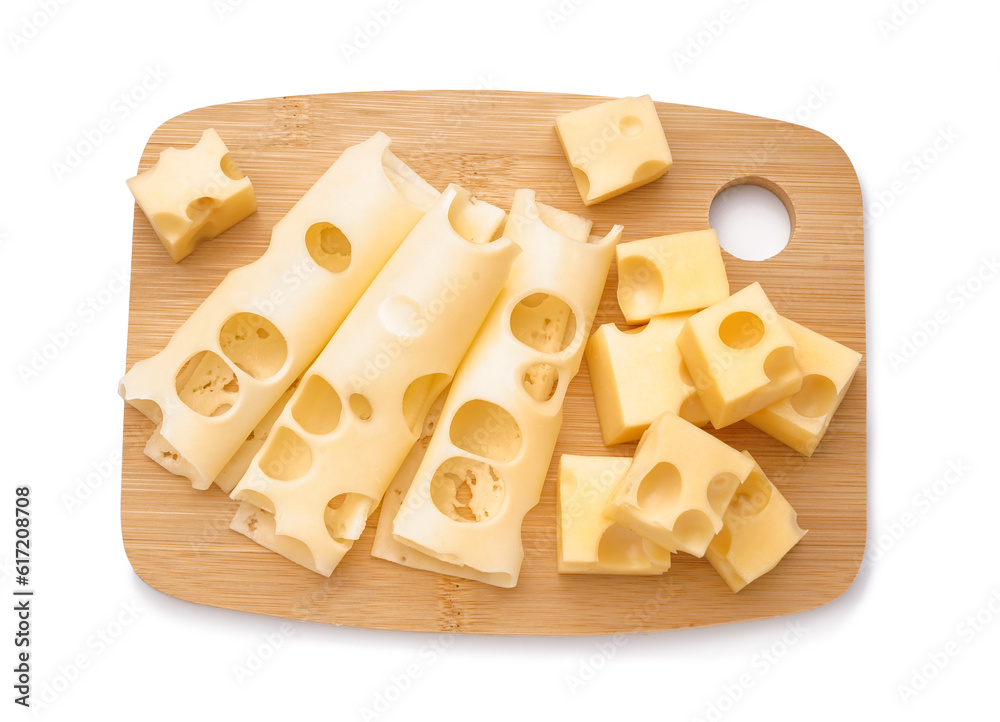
left=618, top=115, right=643, bottom=138
left=617, top=256, right=664, bottom=320
left=379, top=295, right=425, bottom=339
left=449, top=400, right=523, bottom=463
left=349, top=393, right=372, bottom=421
left=292, top=374, right=342, bottom=435
left=570, top=167, right=592, bottom=202
left=597, top=524, right=648, bottom=569
left=730, top=475, right=773, bottom=518
left=670, top=509, right=715, bottom=548
left=707, top=472, right=740, bottom=517
left=220, top=153, right=245, bottom=180
left=763, top=345, right=799, bottom=384
left=790, top=374, right=838, bottom=418
left=259, top=426, right=312, bottom=481
left=174, top=350, right=239, bottom=418
left=306, top=222, right=352, bottom=273
left=719, top=311, right=765, bottom=349
left=430, top=457, right=505, bottom=524
left=324, top=493, right=371, bottom=543
left=635, top=462, right=682, bottom=516
left=643, top=539, right=672, bottom=565
left=219, top=312, right=288, bottom=380
left=711, top=526, right=732, bottom=557
left=401, top=373, right=450, bottom=436
left=186, top=196, right=220, bottom=220
left=510, top=293, right=578, bottom=354
left=236, top=489, right=275, bottom=515
left=632, top=160, right=668, bottom=184
left=522, top=363, right=559, bottom=402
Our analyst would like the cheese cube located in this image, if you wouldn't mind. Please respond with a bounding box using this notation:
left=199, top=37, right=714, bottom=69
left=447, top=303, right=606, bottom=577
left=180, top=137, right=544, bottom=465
left=676, top=282, right=803, bottom=429
left=605, top=411, right=754, bottom=557
left=745, top=317, right=862, bottom=456
left=557, top=455, right=671, bottom=575
left=616, top=230, right=729, bottom=323
left=705, top=454, right=806, bottom=592
left=554, top=95, right=672, bottom=206
left=127, top=128, right=256, bottom=262
left=585, top=315, right=708, bottom=446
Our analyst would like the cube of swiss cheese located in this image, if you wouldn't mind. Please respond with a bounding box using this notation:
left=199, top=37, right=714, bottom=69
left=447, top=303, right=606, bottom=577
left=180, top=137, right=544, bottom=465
left=127, top=128, right=256, bottom=262
left=555, top=95, right=672, bottom=206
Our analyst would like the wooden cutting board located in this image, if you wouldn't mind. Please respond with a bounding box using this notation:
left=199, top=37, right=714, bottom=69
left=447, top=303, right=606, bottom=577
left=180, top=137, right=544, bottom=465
left=121, top=90, right=866, bottom=635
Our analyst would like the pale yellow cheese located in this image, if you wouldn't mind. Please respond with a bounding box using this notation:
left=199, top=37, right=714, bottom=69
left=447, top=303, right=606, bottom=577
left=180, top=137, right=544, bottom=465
left=555, top=95, right=672, bottom=206
left=605, top=411, right=754, bottom=557
left=120, top=133, right=439, bottom=489
left=127, top=128, right=257, bottom=262
left=676, top=282, right=803, bottom=429
left=744, top=317, right=862, bottom=456
left=616, top=230, right=729, bottom=323
left=585, top=314, right=708, bottom=445
left=557, top=455, right=671, bottom=575
left=229, top=185, right=519, bottom=576
left=379, top=189, right=621, bottom=587
left=705, top=453, right=806, bottom=592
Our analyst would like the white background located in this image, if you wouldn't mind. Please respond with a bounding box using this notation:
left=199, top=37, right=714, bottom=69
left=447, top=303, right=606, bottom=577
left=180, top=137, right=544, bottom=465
left=3, top=0, right=998, bottom=719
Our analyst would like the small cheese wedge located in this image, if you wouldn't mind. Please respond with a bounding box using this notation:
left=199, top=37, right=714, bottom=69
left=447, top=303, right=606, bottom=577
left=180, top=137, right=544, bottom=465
left=229, top=185, right=519, bottom=576
left=555, top=95, right=672, bottom=206
left=744, top=317, right=862, bottom=456
left=705, top=453, right=806, bottom=592
left=616, top=230, right=729, bottom=323
left=676, top=282, right=803, bottom=429
left=585, top=314, right=708, bottom=446
left=557, top=454, right=672, bottom=575
left=381, top=189, right=621, bottom=587
left=605, top=411, right=754, bottom=557
left=127, top=128, right=256, bottom=262
left=120, top=132, right=439, bottom=489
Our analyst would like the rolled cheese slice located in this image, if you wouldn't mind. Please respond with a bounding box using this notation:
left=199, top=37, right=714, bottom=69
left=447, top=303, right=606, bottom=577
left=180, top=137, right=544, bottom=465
left=380, top=188, right=621, bottom=587
left=229, top=185, right=519, bottom=576
left=120, top=133, right=438, bottom=489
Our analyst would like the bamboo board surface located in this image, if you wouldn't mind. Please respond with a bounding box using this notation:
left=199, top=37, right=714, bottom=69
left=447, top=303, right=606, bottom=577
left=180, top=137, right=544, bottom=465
left=121, top=90, right=866, bottom=635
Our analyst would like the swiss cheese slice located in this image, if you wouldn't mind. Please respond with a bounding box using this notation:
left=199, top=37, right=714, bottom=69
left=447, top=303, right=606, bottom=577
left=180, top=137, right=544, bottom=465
left=229, top=185, right=519, bottom=576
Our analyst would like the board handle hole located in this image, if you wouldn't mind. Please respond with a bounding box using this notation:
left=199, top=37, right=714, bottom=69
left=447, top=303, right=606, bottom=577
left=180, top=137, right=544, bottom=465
left=710, top=177, right=794, bottom=261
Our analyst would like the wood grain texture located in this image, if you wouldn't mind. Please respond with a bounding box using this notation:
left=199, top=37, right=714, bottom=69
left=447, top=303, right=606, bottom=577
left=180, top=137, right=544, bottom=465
left=121, top=90, right=866, bottom=635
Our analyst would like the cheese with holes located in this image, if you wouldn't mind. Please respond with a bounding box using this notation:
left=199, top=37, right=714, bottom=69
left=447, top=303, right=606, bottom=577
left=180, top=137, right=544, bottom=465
left=374, top=189, right=621, bottom=587
left=616, top=230, right=729, bottom=323
left=557, top=454, right=671, bottom=575
left=127, top=128, right=257, bottom=262
left=676, top=282, right=803, bottom=429
left=229, top=185, right=519, bottom=576
left=705, top=453, right=806, bottom=591
left=605, top=411, right=754, bottom=557
left=119, top=132, right=439, bottom=489
left=744, top=317, right=862, bottom=456
left=586, top=314, right=708, bottom=445
left=555, top=95, right=672, bottom=206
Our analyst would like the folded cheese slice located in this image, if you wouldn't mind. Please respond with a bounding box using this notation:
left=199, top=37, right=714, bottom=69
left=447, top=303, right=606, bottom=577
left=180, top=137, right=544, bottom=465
left=229, top=185, right=519, bottom=576
left=120, top=133, right=438, bottom=489
left=378, top=189, right=621, bottom=587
